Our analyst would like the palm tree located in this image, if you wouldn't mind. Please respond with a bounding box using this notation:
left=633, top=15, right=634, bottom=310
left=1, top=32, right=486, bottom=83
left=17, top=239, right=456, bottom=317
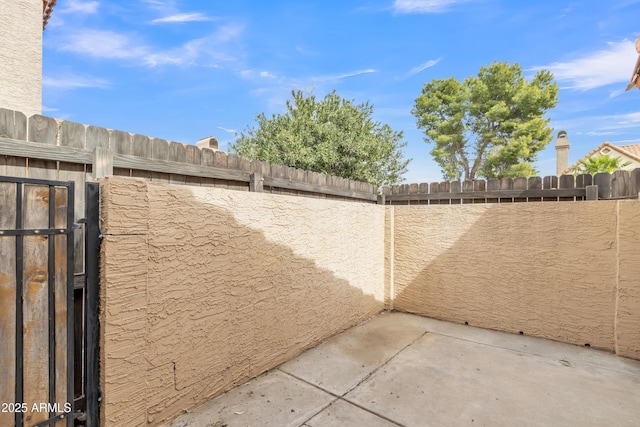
left=571, top=155, right=632, bottom=174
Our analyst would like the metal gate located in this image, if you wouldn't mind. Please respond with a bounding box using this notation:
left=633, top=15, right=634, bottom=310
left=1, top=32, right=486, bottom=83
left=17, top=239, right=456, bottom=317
left=0, top=177, right=100, bottom=427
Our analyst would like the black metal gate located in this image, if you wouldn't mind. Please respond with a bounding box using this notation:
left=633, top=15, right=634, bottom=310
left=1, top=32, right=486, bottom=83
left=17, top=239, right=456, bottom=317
left=0, top=177, right=100, bottom=427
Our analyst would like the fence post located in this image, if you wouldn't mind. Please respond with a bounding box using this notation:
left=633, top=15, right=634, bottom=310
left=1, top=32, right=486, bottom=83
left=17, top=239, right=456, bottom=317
left=250, top=172, right=264, bottom=192
left=92, top=147, right=113, bottom=180
left=586, top=185, right=598, bottom=200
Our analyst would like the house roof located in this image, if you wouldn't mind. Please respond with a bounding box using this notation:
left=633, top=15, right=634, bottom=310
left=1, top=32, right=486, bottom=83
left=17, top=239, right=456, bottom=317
left=564, top=141, right=640, bottom=174
left=619, top=143, right=640, bottom=158
left=43, top=0, right=56, bottom=30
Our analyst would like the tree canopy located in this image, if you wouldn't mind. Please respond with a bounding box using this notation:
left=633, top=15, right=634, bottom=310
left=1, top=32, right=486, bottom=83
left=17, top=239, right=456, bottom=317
left=412, top=61, right=558, bottom=181
left=570, top=155, right=632, bottom=174
left=232, top=90, right=410, bottom=186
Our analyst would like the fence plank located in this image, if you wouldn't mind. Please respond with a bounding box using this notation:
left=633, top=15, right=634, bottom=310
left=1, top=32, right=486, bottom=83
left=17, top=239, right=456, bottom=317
left=542, top=176, right=558, bottom=201
left=575, top=173, right=592, bottom=188
left=27, top=116, right=58, bottom=181
left=270, top=164, right=285, bottom=195
left=0, top=182, right=17, bottom=427
left=513, top=177, right=527, bottom=202
left=486, top=178, right=499, bottom=203
left=226, top=154, right=245, bottom=191
left=611, top=170, right=630, bottom=199
left=53, top=187, right=69, bottom=416
left=28, top=115, right=57, bottom=145
left=527, top=176, right=542, bottom=202
left=214, top=152, right=229, bottom=189
left=0, top=109, right=27, bottom=140
left=130, top=134, right=153, bottom=180
left=86, top=125, right=109, bottom=150
left=58, top=163, right=85, bottom=274
left=450, top=181, right=461, bottom=204
left=473, top=180, right=486, bottom=203
left=186, top=145, right=201, bottom=166
left=307, top=171, right=321, bottom=198
left=594, top=173, right=611, bottom=200
left=543, top=175, right=557, bottom=189
left=185, top=144, right=203, bottom=186
left=59, top=121, right=85, bottom=150
left=462, top=181, right=474, bottom=204
left=168, top=142, right=187, bottom=185
left=22, top=185, right=51, bottom=425
left=168, top=142, right=187, bottom=163
left=150, top=139, right=170, bottom=183
left=559, top=174, right=575, bottom=202
left=110, top=130, right=131, bottom=156
left=631, top=168, right=640, bottom=197
left=131, top=134, right=151, bottom=158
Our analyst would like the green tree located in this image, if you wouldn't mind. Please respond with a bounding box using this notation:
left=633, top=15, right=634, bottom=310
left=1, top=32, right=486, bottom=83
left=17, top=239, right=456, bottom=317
left=231, top=90, right=410, bottom=187
left=411, top=61, right=558, bottom=181
left=570, top=155, right=632, bottom=174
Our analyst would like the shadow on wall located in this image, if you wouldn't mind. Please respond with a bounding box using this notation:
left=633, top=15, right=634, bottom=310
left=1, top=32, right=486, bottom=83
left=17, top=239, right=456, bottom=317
left=391, top=202, right=627, bottom=353
left=100, top=177, right=384, bottom=426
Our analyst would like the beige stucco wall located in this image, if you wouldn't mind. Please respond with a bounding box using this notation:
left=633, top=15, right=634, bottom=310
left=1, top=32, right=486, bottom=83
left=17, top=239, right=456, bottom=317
left=616, top=202, right=640, bottom=359
left=99, top=177, right=385, bottom=426
left=0, top=0, right=42, bottom=117
left=391, top=201, right=640, bottom=357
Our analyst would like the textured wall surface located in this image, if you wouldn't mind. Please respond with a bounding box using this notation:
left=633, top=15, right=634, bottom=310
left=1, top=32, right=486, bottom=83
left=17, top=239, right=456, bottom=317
left=0, top=1, right=42, bottom=117
left=392, top=202, right=624, bottom=351
left=100, top=177, right=384, bottom=426
left=616, top=202, right=640, bottom=359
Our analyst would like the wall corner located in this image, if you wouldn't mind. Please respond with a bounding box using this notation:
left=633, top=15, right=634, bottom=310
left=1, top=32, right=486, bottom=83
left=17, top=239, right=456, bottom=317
left=384, top=205, right=395, bottom=310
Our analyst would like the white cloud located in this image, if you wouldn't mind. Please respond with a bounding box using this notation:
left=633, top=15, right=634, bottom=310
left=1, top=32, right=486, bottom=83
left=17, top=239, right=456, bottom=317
left=393, top=0, right=469, bottom=14
left=554, top=112, right=640, bottom=136
left=217, top=126, right=237, bottom=133
left=240, top=68, right=376, bottom=85
left=531, top=39, right=637, bottom=90
left=150, top=13, right=214, bottom=24
left=406, top=58, right=441, bottom=77
left=241, top=68, right=378, bottom=113
left=43, top=74, right=109, bottom=90
left=57, top=29, right=147, bottom=59
left=53, top=23, right=245, bottom=67
left=315, top=69, right=377, bottom=81
left=59, top=0, right=99, bottom=14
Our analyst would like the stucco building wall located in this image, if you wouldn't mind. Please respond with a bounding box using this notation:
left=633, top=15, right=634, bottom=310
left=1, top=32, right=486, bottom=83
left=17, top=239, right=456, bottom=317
left=391, top=201, right=640, bottom=356
left=99, top=177, right=385, bottom=426
left=0, top=1, right=42, bottom=117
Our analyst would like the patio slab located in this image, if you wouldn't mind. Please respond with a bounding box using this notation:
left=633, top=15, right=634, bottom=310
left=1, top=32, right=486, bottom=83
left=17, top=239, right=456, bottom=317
left=164, top=311, right=640, bottom=427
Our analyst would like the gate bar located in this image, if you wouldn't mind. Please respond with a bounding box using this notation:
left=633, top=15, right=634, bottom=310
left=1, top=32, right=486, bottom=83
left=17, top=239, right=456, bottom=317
left=15, top=182, right=24, bottom=427
left=67, top=184, right=75, bottom=427
left=48, top=185, right=56, bottom=424
left=84, top=182, right=101, bottom=426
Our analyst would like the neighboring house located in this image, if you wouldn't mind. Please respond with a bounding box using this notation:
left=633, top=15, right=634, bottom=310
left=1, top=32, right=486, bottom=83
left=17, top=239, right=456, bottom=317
left=0, top=0, right=55, bottom=118
left=565, top=141, right=640, bottom=174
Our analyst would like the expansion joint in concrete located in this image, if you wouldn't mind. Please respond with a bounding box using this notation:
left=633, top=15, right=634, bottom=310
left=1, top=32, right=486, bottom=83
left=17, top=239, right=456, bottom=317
left=281, top=331, right=428, bottom=427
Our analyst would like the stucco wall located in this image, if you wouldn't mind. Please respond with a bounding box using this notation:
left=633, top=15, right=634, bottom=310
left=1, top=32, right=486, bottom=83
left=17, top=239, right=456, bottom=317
left=390, top=201, right=640, bottom=358
left=99, top=177, right=385, bottom=426
left=0, top=1, right=42, bottom=117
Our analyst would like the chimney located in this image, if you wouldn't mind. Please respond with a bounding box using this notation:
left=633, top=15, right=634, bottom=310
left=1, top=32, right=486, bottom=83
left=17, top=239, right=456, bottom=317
left=195, top=136, right=219, bottom=151
left=555, top=130, right=570, bottom=176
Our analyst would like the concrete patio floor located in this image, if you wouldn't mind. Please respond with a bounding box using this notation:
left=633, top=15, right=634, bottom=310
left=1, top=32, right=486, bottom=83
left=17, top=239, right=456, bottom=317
left=164, top=311, right=640, bottom=427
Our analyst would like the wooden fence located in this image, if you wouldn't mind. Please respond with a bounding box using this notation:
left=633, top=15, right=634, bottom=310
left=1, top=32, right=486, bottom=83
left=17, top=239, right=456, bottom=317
left=380, top=170, right=640, bottom=205
left=0, top=177, right=75, bottom=427
left=0, top=107, right=378, bottom=277
left=4, top=108, right=638, bottom=212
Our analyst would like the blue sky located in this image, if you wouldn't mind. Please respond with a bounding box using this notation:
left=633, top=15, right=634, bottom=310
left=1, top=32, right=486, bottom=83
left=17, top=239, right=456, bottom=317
left=43, top=0, right=640, bottom=183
